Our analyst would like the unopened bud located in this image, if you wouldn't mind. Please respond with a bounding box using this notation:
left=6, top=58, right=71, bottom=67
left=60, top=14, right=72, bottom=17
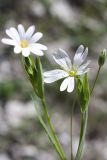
left=98, top=49, right=106, bottom=67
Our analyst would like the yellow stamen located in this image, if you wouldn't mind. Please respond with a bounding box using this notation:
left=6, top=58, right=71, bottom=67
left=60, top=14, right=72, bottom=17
left=20, top=40, right=28, bottom=48
left=69, top=70, right=76, bottom=77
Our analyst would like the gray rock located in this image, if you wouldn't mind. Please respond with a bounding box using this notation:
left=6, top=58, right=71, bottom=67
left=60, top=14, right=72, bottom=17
left=30, top=1, right=46, bottom=17
left=37, top=150, right=56, bottom=160
left=0, top=107, right=9, bottom=135
left=0, top=61, right=11, bottom=82
left=50, top=0, right=79, bottom=27
left=5, top=100, right=36, bottom=127
left=0, top=154, right=11, bottom=160
left=14, top=145, right=38, bottom=158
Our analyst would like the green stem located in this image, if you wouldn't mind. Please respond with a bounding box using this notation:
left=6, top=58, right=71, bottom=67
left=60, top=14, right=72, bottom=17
left=71, top=99, right=76, bottom=160
left=41, top=97, right=66, bottom=160
left=75, top=66, right=102, bottom=160
left=33, top=98, right=63, bottom=160
left=75, top=108, right=88, bottom=160
left=91, top=66, right=101, bottom=95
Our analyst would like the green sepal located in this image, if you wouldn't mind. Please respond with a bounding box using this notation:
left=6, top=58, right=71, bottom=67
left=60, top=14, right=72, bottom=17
left=24, top=56, right=43, bottom=98
left=24, top=56, right=37, bottom=76
left=98, top=49, right=106, bottom=67
left=35, top=57, right=44, bottom=99
left=76, top=74, right=90, bottom=112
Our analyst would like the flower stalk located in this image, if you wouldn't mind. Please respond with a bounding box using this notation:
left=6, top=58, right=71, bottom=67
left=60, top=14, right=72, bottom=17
left=71, top=97, right=76, bottom=160
left=91, top=66, right=101, bottom=95
left=75, top=49, right=106, bottom=160
left=75, top=108, right=88, bottom=160
left=41, top=97, right=67, bottom=160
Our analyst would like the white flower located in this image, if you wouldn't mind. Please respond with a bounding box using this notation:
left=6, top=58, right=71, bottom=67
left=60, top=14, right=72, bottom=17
left=44, top=45, right=90, bottom=93
left=1, top=24, right=47, bottom=57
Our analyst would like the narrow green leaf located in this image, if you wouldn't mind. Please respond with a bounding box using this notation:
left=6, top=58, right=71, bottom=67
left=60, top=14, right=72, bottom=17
left=32, top=96, right=64, bottom=160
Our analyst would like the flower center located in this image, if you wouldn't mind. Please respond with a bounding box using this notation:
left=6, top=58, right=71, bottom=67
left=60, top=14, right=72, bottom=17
left=20, top=40, right=28, bottom=48
left=69, top=70, right=76, bottom=77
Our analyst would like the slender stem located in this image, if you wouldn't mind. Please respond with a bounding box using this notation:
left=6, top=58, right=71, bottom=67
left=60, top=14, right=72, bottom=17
left=75, top=108, right=88, bottom=160
left=91, top=66, right=101, bottom=95
left=71, top=99, right=76, bottom=160
left=75, top=66, right=102, bottom=160
left=41, top=97, right=67, bottom=160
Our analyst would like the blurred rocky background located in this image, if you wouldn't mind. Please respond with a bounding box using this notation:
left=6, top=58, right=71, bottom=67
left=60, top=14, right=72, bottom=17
left=0, top=0, right=107, bottom=160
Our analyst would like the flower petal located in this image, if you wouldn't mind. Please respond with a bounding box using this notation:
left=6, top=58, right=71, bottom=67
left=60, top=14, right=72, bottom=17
left=25, top=25, right=35, bottom=39
left=44, top=69, right=68, bottom=83
left=75, top=45, right=84, bottom=55
left=22, top=48, right=30, bottom=57
left=78, top=60, right=91, bottom=71
left=6, top=29, right=16, bottom=41
left=77, top=68, right=90, bottom=75
left=30, top=45, right=44, bottom=56
left=73, top=45, right=84, bottom=66
left=9, top=27, right=20, bottom=42
left=60, top=77, right=70, bottom=91
left=30, top=32, right=43, bottom=43
left=53, top=48, right=72, bottom=70
left=73, top=45, right=88, bottom=67
left=32, top=43, right=47, bottom=50
left=1, top=38, right=16, bottom=45
left=67, top=77, right=74, bottom=93
left=44, top=69, right=68, bottom=77
left=18, top=24, right=25, bottom=39
left=14, top=46, right=22, bottom=54
left=81, top=47, right=88, bottom=62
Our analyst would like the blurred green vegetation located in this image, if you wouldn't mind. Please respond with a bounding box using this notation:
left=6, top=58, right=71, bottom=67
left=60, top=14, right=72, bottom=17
left=0, top=80, right=32, bottom=104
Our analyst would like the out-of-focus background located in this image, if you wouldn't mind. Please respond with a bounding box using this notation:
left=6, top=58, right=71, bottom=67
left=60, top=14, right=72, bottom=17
left=0, top=0, right=107, bottom=160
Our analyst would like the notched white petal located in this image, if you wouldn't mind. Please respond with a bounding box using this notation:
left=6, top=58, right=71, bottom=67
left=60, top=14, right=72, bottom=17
left=44, top=69, right=68, bottom=77
left=25, top=25, right=35, bottom=38
left=75, top=45, right=84, bottom=55
left=73, top=45, right=89, bottom=67
left=9, top=27, right=20, bottom=41
left=44, top=77, right=58, bottom=83
left=18, top=24, right=25, bottom=38
left=67, top=77, right=74, bottom=93
left=44, top=69, right=68, bottom=83
left=6, top=29, right=15, bottom=40
left=22, top=48, right=30, bottom=57
left=1, top=38, right=16, bottom=46
left=77, top=68, right=90, bottom=75
left=34, top=43, right=47, bottom=50
left=78, top=60, right=91, bottom=71
left=81, top=47, right=88, bottom=62
left=30, top=32, right=43, bottom=43
left=14, top=46, right=22, bottom=54
left=58, top=48, right=69, bottom=57
left=53, top=49, right=72, bottom=70
left=60, top=77, right=70, bottom=91
left=30, top=46, right=44, bottom=56
left=82, top=68, right=90, bottom=74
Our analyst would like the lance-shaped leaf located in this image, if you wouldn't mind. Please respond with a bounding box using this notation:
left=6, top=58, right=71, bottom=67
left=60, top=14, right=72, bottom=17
left=32, top=95, right=64, bottom=160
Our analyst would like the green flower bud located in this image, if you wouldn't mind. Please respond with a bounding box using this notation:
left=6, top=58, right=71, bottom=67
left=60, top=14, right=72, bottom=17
left=98, top=49, right=106, bottom=67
